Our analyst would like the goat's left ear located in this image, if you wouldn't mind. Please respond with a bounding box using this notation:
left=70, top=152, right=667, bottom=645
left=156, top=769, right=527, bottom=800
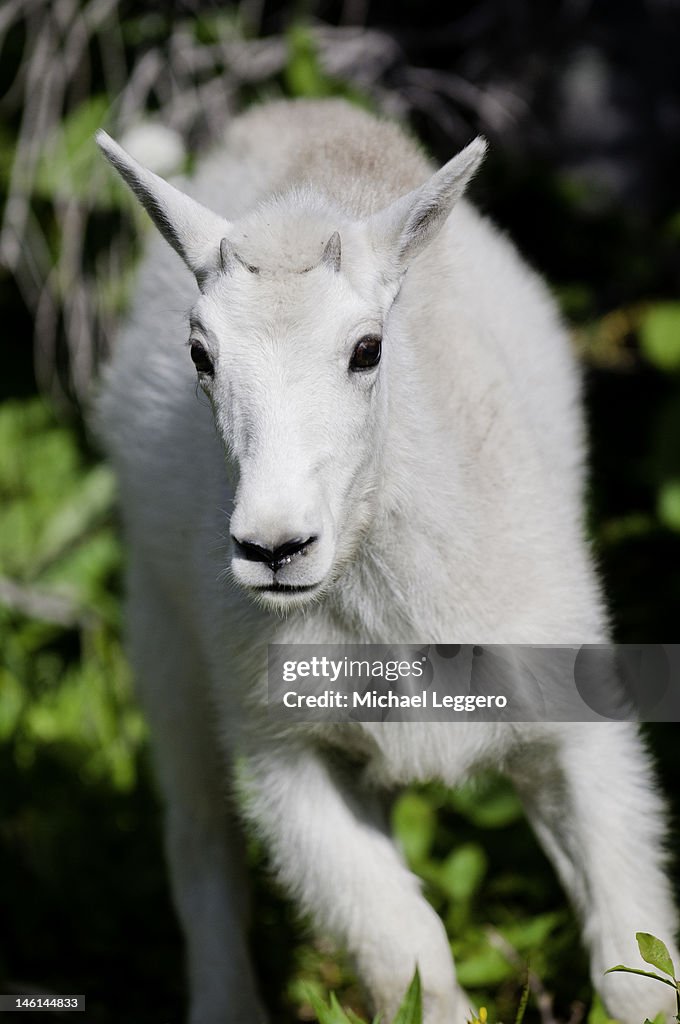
left=96, top=130, right=231, bottom=290
left=366, top=136, right=487, bottom=277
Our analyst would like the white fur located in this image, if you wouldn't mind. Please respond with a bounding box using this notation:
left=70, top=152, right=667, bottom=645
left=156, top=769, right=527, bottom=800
left=95, top=99, right=678, bottom=1024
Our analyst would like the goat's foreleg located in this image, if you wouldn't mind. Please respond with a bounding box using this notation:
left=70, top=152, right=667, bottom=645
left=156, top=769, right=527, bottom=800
left=240, top=741, right=466, bottom=1024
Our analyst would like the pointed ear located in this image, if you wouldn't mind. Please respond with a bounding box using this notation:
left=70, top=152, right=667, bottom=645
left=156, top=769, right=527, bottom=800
left=96, top=130, right=231, bottom=289
left=366, top=136, right=487, bottom=277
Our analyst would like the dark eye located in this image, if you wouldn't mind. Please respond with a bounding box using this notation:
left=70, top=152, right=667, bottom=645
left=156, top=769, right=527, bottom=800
left=190, top=339, right=214, bottom=376
left=350, top=334, right=382, bottom=371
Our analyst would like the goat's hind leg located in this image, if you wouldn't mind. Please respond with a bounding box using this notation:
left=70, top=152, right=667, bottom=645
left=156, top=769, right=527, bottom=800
left=127, top=566, right=265, bottom=1024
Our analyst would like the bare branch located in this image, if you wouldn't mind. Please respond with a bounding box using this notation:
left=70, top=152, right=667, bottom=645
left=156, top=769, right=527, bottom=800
left=0, top=576, right=98, bottom=630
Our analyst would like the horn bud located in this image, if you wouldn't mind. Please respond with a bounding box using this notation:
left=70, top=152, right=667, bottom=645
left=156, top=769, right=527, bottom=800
left=320, top=231, right=341, bottom=272
left=220, top=238, right=258, bottom=274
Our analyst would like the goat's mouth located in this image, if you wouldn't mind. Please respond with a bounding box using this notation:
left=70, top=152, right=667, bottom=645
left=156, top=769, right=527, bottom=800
left=245, top=577, right=327, bottom=610
left=253, top=582, right=321, bottom=594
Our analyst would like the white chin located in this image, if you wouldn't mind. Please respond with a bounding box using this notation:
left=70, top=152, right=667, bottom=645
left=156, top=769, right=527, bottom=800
left=248, top=580, right=324, bottom=608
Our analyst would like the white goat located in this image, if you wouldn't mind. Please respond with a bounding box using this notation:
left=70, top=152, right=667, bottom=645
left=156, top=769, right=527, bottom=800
left=95, top=99, right=677, bottom=1024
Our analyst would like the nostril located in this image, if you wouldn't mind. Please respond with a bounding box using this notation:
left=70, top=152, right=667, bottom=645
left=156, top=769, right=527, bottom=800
left=231, top=535, right=317, bottom=571
left=231, top=537, right=274, bottom=564
left=272, top=536, right=317, bottom=563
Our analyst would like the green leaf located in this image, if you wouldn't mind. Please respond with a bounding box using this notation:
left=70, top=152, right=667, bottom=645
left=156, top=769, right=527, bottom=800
left=282, top=22, right=373, bottom=109
left=587, top=993, right=619, bottom=1024
left=284, top=24, right=333, bottom=99
left=0, top=669, right=25, bottom=740
left=501, top=912, right=563, bottom=952
left=456, top=945, right=514, bottom=987
left=392, top=792, right=437, bottom=865
left=438, top=843, right=487, bottom=904
left=303, top=985, right=354, bottom=1024
left=330, top=994, right=353, bottom=1022
left=33, top=95, right=131, bottom=208
left=604, top=966, right=677, bottom=989
left=345, top=1009, right=371, bottom=1024
left=392, top=970, right=422, bottom=1024
left=636, top=933, right=676, bottom=979
left=640, top=303, right=680, bottom=373
left=449, top=777, right=523, bottom=828
left=658, top=480, right=680, bottom=532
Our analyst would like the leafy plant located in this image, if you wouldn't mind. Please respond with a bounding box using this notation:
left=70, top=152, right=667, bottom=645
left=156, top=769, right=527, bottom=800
left=0, top=398, right=143, bottom=790
left=303, top=968, right=422, bottom=1024
left=606, top=932, right=680, bottom=1021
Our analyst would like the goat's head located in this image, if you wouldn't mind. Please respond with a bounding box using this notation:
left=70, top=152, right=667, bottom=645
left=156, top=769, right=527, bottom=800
left=97, top=128, right=486, bottom=610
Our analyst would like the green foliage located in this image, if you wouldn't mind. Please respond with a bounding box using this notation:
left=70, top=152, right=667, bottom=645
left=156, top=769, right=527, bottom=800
left=587, top=993, right=620, bottom=1024
left=640, top=304, right=680, bottom=374
left=658, top=480, right=680, bottom=532
left=284, top=23, right=373, bottom=108
left=388, top=777, right=573, bottom=1021
left=605, top=932, right=680, bottom=1021
left=306, top=932, right=680, bottom=1024
left=513, top=980, right=531, bottom=1024
left=392, top=970, right=422, bottom=1024
left=438, top=843, right=488, bottom=905
left=0, top=398, right=143, bottom=790
left=392, top=790, right=437, bottom=864
left=33, top=96, right=125, bottom=208
left=304, top=969, right=421, bottom=1024
left=304, top=988, right=364, bottom=1024
left=284, top=24, right=334, bottom=98
left=455, top=940, right=515, bottom=988
left=448, top=776, right=524, bottom=829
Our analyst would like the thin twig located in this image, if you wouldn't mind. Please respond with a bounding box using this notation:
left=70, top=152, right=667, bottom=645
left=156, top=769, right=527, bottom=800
left=0, top=576, right=98, bottom=630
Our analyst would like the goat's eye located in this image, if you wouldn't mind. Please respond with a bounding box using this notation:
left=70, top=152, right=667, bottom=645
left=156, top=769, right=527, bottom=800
left=190, top=339, right=214, bottom=376
left=350, top=334, right=382, bottom=371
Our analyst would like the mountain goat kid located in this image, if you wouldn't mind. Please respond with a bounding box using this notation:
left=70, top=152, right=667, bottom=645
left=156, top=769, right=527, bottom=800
left=96, top=99, right=677, bottom=1024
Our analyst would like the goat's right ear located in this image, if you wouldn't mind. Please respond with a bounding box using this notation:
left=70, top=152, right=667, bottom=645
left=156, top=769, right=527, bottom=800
left=96, top=130, right=230, bottom=290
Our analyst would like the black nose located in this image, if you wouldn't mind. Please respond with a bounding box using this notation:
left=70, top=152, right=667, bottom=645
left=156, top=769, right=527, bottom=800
left=231, top=535, right=316, bottom=573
